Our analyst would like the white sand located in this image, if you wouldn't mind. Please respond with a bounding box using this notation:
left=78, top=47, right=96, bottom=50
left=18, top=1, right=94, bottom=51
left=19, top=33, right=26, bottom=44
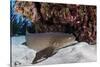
left=11, top=36, right=36, bottom=66
left=36, top=42, right=96, bottom=65
left=11, top=36, right=96, bottom=66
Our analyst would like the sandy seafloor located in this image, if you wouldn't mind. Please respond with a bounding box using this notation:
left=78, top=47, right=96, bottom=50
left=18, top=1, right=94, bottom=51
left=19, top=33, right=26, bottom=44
left=11, top=36, right=97, bottom=67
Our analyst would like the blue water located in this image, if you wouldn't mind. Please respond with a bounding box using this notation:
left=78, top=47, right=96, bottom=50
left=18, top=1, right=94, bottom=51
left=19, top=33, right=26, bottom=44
left=10, top=0, right=33, bottom=35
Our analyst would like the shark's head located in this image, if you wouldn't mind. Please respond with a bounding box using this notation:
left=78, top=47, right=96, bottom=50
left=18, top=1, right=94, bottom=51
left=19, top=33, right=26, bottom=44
left=50, top=33, right=76, bottom=49
left=64, top=34, right=76, bottom=43
left=60, top=34, right=77, bottom=48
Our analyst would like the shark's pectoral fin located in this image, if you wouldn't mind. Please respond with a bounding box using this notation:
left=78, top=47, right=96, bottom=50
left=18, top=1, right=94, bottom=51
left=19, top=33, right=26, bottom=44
left=32, top=46, right=56, bottom=64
